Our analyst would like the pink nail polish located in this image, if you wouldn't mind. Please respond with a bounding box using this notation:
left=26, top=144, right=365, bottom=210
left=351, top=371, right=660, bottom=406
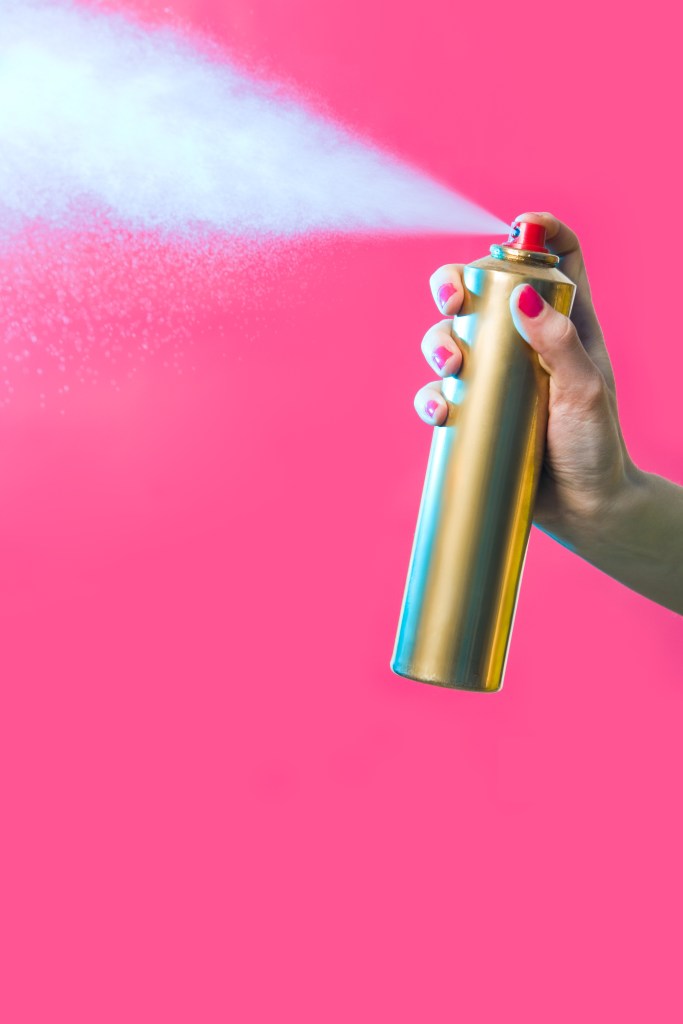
left=437, top=283, right=456, bottom=311
left=432, top=345, right=452, bottom=370
left=518, top=285, right=544, bottom=318
left=424, top=399, right=440, bottom=419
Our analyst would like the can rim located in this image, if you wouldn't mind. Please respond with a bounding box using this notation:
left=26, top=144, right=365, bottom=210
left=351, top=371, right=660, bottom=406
left=490, top=244, right=560, bottom=266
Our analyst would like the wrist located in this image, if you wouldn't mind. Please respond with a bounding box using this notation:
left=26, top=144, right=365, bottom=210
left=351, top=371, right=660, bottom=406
left=562, top=459, right=645, bottom=559
left=562, top=462, right=683, bottom=614
left=588, top=461, right=649, bottom=545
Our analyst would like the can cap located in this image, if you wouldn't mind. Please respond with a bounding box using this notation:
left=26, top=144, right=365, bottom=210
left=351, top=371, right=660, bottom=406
left=505, top=220, right=550, bottom=254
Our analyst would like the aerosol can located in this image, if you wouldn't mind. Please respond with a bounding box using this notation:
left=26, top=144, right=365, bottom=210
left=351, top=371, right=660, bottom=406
left=391, top=220, right=576, bottom=692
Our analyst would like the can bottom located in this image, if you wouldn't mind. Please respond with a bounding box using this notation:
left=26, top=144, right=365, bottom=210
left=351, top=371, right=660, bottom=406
left=389, top=659, right=502, bottom=694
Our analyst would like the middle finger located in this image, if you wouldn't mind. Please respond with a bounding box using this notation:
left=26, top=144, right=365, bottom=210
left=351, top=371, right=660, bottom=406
left=420, top=319, right=464, bottom=377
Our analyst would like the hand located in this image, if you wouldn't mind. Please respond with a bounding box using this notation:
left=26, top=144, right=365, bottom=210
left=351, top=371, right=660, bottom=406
left=414, top=211, right=640, bottom=541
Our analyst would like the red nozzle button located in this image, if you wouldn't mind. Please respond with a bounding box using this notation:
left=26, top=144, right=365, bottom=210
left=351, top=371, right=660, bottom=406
left=506, top=221, right=550, bottom=253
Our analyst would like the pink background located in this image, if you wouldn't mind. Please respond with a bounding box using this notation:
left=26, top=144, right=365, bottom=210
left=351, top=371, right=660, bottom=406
left=1, top=1, right=682, bottom=1021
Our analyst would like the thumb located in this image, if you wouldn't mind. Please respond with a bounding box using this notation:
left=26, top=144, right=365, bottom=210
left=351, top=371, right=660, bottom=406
left=509, top=283, right=602, bottom=402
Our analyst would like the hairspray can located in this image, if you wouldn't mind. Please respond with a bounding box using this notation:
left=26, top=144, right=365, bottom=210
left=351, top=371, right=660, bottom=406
left=391, top=220, right=577, bottom=692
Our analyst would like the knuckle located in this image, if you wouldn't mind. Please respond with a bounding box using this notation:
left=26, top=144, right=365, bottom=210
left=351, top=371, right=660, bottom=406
left=567, top=369, right=605, bottom=413
left=420, top=321, right=452, bottom=357
left=580, top=370, right=606, bottom=408
left=552, top=316, right=579, bottom=353
left=413, top=386, right=428, bottom=410
left=538, top=315, right=580, bottom=359
left=430, top=264, right=454, bottom=284
left=429, top=264, right=462, bottom=293
left=420, top=328, right=437, bottom=361
left=414, top=382, right=441, bottom=406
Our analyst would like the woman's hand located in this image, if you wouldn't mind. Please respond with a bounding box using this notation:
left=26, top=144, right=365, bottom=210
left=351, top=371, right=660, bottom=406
left=414, top=211, right=640, bottom=542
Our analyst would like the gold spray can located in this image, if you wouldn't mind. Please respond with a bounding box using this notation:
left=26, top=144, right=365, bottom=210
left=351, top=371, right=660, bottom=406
left=391, top=220, right=576, bottom=692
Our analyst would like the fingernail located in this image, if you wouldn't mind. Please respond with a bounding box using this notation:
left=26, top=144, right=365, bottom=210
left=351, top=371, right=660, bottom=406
left=437, top=283, right=456, bottom=311
left=518, top=285, right=544, bottom=318
left=424, top=399, right=440, bottom=419
left=432, top=345, right=453, bottom=371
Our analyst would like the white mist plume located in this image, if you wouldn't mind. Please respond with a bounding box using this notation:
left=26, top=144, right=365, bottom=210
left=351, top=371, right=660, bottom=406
left=0, top=0, right=508, bottom=238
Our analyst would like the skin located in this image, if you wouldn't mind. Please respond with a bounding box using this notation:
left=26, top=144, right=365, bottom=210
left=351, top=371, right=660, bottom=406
left=414, top=211, right=683, bottom=615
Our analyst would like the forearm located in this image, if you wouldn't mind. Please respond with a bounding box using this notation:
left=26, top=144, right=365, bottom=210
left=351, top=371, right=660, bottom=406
left=569, top=468, right=683, bottom=615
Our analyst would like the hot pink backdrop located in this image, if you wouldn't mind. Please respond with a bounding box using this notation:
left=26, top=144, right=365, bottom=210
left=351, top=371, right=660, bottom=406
left=1, top=1, right=681, bottom=1021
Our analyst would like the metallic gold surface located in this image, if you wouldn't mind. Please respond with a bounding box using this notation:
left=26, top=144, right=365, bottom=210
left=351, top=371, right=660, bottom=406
left=489, top=243, right=560, bottom=266
left=391, top=246, right=576, bottom=692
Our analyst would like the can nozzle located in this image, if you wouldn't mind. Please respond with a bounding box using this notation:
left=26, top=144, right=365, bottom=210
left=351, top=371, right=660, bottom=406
left=505, top=220, right=550, bottom=254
